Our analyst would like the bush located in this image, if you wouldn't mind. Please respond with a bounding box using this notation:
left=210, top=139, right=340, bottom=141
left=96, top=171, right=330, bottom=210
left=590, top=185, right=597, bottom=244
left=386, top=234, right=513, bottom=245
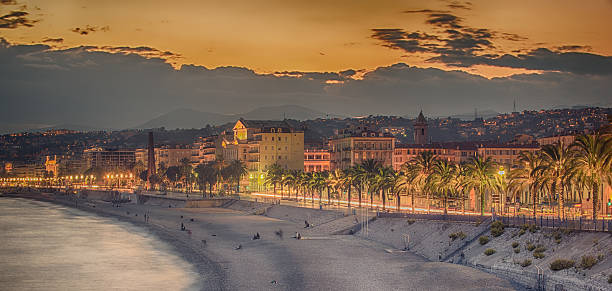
left=533, top=246, right=547, bottom=253
left=511, top=242, right=519, bottom=248
left=528, top=224, right=539, bottom=233
left=579, top=255, right=598, bottom=270
left=533, top=252, right=545, bottom=259
left=407, top=219, right=416, bottom=225
left=555, top=238, right=562, bottom=244
left=518, top=229, right=526, bottom=236
left=526, top=242, right=536, bottom=251
left=479, top=235, right=490, bottom=245
left=608, top=274, right=612, bottom=284
left=520, top=259, right=532, bottom=267
left=514, top=248, right=521, bottom=254
left=449, top=231, right=467, bottom=241
left=491, top=221, right=505, bottom=237
left=484, top=248, right=496, bottom=256
left=553, top=231, right=562, bottom=240
left=550, top=259, right=575, bottom=271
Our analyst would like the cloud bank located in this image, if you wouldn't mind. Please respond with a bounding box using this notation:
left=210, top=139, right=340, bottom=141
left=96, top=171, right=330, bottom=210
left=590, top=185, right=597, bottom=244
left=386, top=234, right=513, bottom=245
left=0, top=39, right=610, bottom=130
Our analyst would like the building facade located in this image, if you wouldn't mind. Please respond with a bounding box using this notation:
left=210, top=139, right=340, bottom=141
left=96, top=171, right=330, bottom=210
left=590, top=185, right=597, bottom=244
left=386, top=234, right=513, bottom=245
left=84, top=148, right=136, bottom=171
left=329, top=125, right=395, bottom=170
left=304, top=147, right=330, bottom=172
left=220, top=119, right=304, bottom=191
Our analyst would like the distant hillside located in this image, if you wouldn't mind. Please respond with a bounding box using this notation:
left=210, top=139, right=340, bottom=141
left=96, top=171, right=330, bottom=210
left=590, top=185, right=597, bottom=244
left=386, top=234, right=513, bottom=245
left=445, top=110, right=500, bottom=121
left=134, top=105, right=342, bottom=129
left=135, top=108, right=233, bottom=129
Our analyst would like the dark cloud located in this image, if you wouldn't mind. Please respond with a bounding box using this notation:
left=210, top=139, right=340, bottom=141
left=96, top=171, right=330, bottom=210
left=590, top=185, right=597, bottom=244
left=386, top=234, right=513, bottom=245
left=42, top=37, right=63, bottom=43
left=555, top=45, right=592, bottom=52
left=0, top=40, right=609, bottom=129
left=71, top=25, right=110, bottom=35
left=426, top=13, right=463, bottom=28
left=445, top=0, right=472, bottom=10
left=403, top=9, right=448, bottom=14
left=372, top=8, right=610, bottom=75
left=0, top=10, right=36, bottom=28
left=371, top=29, right=430, bottom=53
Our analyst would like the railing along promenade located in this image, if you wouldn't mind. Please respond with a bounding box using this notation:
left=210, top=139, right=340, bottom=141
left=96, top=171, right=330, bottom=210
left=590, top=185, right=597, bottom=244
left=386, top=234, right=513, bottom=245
left=378, top=211, right=612, bottom=232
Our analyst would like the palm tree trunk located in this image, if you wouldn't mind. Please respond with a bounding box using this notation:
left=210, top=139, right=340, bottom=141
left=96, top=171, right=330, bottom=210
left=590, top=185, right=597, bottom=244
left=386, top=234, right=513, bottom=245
left=592, top=182, right=599, bottom=221
left=396, top=191, right=400, bottom=212
left=532, top=186, right=537, bottom=217
left=411, top=191, right=415, bottom=214
left=443, top=192, right=448, bottom=216
left=557, top=180, right=564, bottom=220
left=480, top=186, right=485, bottom=216
left=358, top=187, right=362, bottom=208
left=382, top=189, right=386, bottom=211
left=347, top=185, right=351, bottom=208
left=462, top=191, right=466, bottom=214
left=426, top=191, right=430, bottom=214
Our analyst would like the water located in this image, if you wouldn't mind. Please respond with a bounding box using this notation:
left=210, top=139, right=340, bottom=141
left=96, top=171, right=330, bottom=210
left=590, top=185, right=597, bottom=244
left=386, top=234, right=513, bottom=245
left=0, top=197, right=200, bottom=290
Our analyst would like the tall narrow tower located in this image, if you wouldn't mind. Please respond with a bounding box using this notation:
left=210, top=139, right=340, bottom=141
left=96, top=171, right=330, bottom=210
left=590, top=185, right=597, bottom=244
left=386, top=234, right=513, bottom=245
left=413, top=110, right=428, bottom=145
left=147, top=132, right=156, bottom=183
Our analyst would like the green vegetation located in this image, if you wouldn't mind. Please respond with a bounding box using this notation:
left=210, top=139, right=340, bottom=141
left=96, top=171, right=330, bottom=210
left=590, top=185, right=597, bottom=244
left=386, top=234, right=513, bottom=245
left=449, top=231, right=467, bottom=241
left=533, top=252, right=545, bottom=259
left=511, top=242, right=519, bottom=248
left=579, top=255, right=598, bottom=269
left=406, top=219, right=416, bottom=225
left=550, top=259, right=575, bottom=271
left=514, top=248, right=521, bottom=254
left=520, top=259, right=532, bottom=267
left=608, top=274, right=612, bottom=284
left=479, top=235, right=490, bottom=245
left=526, top=242, right=536, bottom=251
left=484, top=248, right=496, bottom=256
left=533, top=245, right=547, bottom=253
left=490, top=221, right=505, bottom=237
left=518, top=229, right=526, bottom=236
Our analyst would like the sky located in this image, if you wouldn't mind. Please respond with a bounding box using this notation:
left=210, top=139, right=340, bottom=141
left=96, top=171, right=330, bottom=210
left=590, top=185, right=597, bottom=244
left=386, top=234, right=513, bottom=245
left=1, top=0, right=611, bottom=131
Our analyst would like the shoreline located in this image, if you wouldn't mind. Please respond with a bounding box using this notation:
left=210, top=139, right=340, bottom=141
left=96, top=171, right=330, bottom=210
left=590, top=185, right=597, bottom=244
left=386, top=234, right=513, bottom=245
left=2, top=191, right=523, bottom=290
left=1, top=192, right=227, bottom=291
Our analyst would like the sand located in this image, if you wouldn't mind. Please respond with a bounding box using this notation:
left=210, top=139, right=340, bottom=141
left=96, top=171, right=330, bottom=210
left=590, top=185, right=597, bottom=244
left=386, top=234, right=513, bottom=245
left=4, top=192, right=519, bottom=291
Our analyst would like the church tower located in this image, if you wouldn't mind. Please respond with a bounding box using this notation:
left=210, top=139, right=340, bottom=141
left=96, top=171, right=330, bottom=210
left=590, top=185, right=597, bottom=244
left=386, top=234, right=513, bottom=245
left=413, top=110, right=428, bottom=144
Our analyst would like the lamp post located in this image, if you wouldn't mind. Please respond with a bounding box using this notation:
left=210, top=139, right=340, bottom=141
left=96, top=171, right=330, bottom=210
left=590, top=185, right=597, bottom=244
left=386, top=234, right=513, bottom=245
left=497, top=166, right=506, bottom=217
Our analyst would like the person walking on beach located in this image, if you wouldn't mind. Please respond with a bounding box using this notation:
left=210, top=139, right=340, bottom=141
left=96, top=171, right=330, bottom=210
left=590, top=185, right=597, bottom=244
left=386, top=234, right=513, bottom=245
left=181, top=222, right=186, bottom=231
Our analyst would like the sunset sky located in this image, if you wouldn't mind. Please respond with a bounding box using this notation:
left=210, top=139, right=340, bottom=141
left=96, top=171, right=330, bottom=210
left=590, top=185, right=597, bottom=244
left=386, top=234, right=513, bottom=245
left=3, top=0, right=611, bottom=76
left=1, top=0, right=611, bottom=130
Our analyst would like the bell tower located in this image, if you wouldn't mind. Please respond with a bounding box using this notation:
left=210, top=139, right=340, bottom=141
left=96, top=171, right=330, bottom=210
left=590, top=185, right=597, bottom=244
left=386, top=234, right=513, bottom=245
left=413, top=110, right=428, bottom=144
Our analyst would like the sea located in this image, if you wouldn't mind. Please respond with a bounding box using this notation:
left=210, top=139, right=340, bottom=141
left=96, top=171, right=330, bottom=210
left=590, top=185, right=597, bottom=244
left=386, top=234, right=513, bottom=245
left=0, top=197, right=200, bottom=290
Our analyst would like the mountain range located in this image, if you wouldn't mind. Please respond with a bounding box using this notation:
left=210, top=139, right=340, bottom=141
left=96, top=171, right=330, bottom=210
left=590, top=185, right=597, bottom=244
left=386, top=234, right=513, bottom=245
left=134, top=105, right=342, bottom=129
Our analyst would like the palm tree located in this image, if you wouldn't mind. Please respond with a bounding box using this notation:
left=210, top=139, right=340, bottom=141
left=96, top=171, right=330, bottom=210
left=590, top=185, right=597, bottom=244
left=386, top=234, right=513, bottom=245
left=408, top=151, right=437, bottom=213
left=328, top=169, right=345, bottom=206
left=281, top=170, right=297, bottom=199
left=179, top=158, right=194, bottom=192
left=509, top=151, right=543, bottom=217
left=264, top=163, right=283, bottom=197
left=466, top=155, right=496, bottom=216
left=538, top=142, right=575, bottom=219
left=572, top=134, right=612, bottom=220
left=351, top=165, right=365, bottom=207
left=373, top=166, right=395, bottom=211
left=358, top=159, right=382, bottom=208
left=397, top=163, right=419, bottom=213
left=228, top=160, right=248, bottom=194
left=428, top=160, right=456, bottom=215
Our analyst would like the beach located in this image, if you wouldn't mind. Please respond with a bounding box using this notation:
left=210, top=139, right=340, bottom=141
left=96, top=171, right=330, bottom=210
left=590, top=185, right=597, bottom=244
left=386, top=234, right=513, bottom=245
left=3, top=191, right=518, bottom=290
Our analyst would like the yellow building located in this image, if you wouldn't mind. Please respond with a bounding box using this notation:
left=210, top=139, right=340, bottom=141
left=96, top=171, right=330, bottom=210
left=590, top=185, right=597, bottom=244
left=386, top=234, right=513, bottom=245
left=222, top=119, right=304, bottom=191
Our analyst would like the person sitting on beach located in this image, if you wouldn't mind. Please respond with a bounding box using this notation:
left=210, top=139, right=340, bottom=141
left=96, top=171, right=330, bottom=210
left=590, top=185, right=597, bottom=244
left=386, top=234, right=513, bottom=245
left=181, top=222, right=186, bottom=231
left=252, top=232, right=260, bottom=240
left=304, top=220, right=310, bottom=228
